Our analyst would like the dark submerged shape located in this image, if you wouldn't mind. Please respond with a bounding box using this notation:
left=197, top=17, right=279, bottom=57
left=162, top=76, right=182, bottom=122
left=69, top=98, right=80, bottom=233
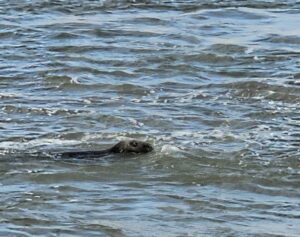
left=59, top=140, right=153, bottom=159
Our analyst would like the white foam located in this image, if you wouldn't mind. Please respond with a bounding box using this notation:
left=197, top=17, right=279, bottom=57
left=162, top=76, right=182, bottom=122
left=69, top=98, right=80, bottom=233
left=0, top=138, right=80, bottom=150
left=245, top=47, right=254, bottom=54
left=161, top=144, right=182, bottom=155
left=83, top=99, right=92, bottom=104
left=0, top=92, right=22, bottom=99
left=128, top=118, right=144, bottom=127
left=70, top=76, right=80, bottom=84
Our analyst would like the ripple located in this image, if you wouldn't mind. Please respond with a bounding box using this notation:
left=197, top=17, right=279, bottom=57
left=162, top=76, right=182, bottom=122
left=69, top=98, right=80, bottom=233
left=51, top=32, right=82, bottom=40
left=262, top=34, right=300, bottom=45
left=202, top=8, right=269, bottom=20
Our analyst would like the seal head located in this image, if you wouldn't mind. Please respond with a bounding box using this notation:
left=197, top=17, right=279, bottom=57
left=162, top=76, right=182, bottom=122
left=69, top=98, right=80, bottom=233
left=109, top=140, right=153, bottom=154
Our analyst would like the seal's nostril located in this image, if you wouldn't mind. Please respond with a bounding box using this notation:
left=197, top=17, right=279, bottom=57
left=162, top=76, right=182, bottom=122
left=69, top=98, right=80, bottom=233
left=145, top=144, right=153, bottom=152
left=143, top=144, right=152, bottom=152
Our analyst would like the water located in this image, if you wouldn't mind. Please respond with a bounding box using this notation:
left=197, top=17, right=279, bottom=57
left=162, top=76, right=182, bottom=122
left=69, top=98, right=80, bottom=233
left=1, top=1, right=300, bottom=236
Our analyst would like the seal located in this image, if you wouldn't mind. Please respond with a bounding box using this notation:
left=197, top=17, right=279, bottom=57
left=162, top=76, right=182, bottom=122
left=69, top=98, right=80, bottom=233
left=59, top=139, right=153, bottom=159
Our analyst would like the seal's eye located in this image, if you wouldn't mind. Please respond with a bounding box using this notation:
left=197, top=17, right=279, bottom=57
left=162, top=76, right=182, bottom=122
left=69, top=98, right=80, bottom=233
left=130, top=141, right=138, bottom=147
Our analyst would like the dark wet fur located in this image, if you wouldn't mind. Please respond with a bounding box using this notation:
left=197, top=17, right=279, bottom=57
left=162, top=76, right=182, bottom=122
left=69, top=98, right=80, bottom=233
left=59, top=140, right=153, bottom=159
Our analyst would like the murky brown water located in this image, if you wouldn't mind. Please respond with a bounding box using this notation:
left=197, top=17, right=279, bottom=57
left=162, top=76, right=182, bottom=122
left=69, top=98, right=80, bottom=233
left=1, top=1, right=300, bottom=236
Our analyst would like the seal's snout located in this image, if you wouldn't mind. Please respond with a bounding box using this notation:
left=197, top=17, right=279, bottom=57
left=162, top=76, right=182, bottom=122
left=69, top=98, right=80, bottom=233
left=143, top=143, right=153, bottom=153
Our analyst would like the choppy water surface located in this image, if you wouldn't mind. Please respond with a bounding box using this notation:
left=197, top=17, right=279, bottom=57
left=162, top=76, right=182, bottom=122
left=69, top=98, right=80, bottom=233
left=1, top=1, right=300, bottom=236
